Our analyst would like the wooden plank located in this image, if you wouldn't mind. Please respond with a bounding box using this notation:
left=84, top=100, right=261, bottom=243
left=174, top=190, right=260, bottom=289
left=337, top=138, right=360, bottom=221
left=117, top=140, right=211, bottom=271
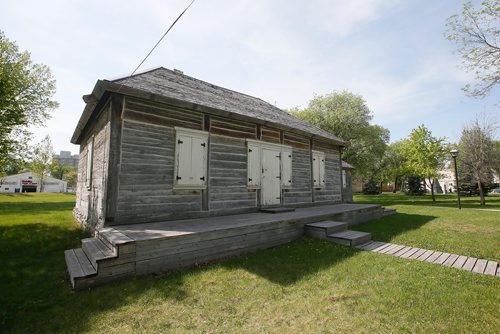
left=378, top=244, right=399, bottom=254
left=462, top=257, right=477, bottom=271
left=471, top=259, right=487, bottom=274
left=408, top=248, right=427, bottom=260
left=400, top=247, right=420, bottom=259
left=393, top=246, right=413, bottom=257
left=425, top=251, right=442, bottom=263
left=433, top=252, right=451, bottom=265
left=451, top=255, right=468, bottom=269
left=483, top=261, right=498, bottom=276
left=363, top=241, right=387, bottom=251
left=442, top=254, right=459, bottom=267
left=74, top=248, right=96, bottom=276
left=385, top=245, right=406, bottom=255
left=372, top=242, right=392, bottom=253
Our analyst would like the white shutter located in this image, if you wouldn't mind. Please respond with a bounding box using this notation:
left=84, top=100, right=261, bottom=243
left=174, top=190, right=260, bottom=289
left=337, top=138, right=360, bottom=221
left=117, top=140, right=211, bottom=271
left=281, top=149, right=292, bottom=187
left=247, top=143, right=261, bottom=188
left=312, top=152, right=320, bottom=186
left=342, top=170, right=347, bottom=188
left=174, top=128, right=209, bottom=189
left=319, top=153, right=326, bottom=186
left=191, top=136, right=207, bottom=186
left=175, top=135, right=192, bottom=186
left=312, top=151, right=325, bottom=188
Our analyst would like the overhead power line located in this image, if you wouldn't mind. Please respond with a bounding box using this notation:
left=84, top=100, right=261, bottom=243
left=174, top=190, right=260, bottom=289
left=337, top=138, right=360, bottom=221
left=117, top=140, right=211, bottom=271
left=119, top=0, right=196, bottom=86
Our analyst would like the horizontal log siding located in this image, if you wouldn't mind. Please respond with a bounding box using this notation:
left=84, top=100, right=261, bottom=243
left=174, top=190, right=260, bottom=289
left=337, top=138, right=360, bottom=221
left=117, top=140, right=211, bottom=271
left=123, top=97, right=204, bottom=130
left=283, top=132, right=310, bottom=150
left=209, top=116, right=257, bottom=139
left=283, top=148, right=312, bottom=204
left=260, top=126, right=280, bottom=144
left=313, top=140, right=342, bottom=203
left=114, top=120, right=202, bottom=224
left=209, top=134, right=257, bottom=211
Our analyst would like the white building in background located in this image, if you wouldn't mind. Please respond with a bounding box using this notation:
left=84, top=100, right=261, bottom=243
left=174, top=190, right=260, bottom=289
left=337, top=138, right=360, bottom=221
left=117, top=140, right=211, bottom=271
left=0, top=172, right=67, bottom=193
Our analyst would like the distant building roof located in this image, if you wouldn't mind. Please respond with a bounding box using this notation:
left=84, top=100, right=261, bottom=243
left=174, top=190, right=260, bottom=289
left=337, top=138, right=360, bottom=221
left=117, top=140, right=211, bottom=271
left=72, top=67, right=346, bottom=145
left=342, top=161, right=354, bottom=169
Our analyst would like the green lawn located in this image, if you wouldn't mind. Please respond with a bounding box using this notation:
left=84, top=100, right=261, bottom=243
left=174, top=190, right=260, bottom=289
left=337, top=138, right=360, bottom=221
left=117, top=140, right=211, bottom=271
left=0, top=193, right=499, bottom=333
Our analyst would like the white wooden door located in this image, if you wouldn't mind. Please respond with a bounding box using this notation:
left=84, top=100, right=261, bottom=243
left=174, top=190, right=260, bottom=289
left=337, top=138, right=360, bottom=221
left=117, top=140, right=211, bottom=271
left=261, top=149, right=281, bottom=206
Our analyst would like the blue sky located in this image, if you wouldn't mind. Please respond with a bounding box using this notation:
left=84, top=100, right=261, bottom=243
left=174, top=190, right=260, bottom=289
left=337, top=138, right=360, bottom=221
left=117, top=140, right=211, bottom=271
left=1, top=0, right=498, bottom=153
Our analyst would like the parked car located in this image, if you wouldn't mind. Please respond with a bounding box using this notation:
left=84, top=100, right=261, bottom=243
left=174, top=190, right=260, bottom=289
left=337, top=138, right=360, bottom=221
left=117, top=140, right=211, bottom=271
left=489, top=187, right=500, bottom=194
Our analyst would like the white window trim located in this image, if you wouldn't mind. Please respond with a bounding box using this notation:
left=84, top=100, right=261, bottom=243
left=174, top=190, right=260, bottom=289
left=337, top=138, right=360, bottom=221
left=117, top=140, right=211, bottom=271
left=173, top=127, right=209, bottom=190
left=246, top=139, right=293, bottom=189
left=85, top=136, right=94, bottom=190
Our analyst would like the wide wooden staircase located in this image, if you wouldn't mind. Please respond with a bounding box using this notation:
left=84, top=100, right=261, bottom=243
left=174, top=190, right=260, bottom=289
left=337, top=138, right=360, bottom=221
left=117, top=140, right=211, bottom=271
left=64, top=228, right=136, bottom=290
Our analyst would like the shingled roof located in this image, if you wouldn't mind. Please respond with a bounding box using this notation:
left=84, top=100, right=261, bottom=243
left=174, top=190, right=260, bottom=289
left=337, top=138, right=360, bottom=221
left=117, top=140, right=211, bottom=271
left=72, top=67, right=345, bottom=145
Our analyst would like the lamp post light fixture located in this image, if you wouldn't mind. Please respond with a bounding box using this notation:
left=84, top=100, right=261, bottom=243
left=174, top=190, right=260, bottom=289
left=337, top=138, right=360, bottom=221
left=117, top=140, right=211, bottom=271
left=450, top=149, right=461, bottom=210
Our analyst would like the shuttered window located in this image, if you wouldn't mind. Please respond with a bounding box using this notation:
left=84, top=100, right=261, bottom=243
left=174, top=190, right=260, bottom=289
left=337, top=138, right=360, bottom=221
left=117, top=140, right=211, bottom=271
left=174, top=127, right=208, bottom=189
left=312, top=150, right=325, bottom=187
left=281, top=149, right=292, bottom=188
left=247, top=143, right=261, bottom=188
left=85, top=137, right=94, bottom=190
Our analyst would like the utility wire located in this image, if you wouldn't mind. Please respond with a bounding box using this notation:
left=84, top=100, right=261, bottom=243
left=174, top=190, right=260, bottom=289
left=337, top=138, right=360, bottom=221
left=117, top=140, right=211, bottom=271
left=117, top=0, right=196, bottom=90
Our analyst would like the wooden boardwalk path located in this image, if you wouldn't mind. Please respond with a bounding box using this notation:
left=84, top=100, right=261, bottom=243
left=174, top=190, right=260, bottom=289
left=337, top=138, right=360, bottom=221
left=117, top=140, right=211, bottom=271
left=356, top=241, right=500, bottom=277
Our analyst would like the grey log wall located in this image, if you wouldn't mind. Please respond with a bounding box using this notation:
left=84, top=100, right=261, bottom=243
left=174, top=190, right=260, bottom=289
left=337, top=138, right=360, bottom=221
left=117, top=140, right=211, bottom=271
left=74, top=95, right=344, bottom=231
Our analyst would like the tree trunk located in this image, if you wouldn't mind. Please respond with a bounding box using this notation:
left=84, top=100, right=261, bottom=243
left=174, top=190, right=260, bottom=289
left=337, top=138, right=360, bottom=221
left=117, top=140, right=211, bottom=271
left=393, top=177, right=398, bottom=193
left=477, top=180, right=486, bottom=206
left=428, top=178, right=435, bottom=202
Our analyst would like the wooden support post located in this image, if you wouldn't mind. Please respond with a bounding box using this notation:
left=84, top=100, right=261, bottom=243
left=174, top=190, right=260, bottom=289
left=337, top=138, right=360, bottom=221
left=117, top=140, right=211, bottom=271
left=105, top=94, right=124, bottom=224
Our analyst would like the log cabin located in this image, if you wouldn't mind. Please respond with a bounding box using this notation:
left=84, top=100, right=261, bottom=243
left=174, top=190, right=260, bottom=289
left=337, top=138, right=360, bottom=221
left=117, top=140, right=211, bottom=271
left=65, top=67, right=392, bottom=289
left=71, top=67, right=347, bottom=232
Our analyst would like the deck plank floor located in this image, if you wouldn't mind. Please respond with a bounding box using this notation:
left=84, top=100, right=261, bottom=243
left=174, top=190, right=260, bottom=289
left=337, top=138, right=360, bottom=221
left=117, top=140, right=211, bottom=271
left=112, top=203, right=380, bottom=241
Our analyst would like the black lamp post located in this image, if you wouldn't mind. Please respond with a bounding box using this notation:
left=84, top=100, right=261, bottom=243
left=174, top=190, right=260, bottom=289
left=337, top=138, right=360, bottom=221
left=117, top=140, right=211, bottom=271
left=450, top=149, right=461, bottom=210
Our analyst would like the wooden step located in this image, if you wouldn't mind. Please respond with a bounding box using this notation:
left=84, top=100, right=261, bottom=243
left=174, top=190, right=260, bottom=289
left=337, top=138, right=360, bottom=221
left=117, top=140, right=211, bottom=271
left=64, top=248, right=97, bottom=289
left=382, top=208, right=397, bottom=217
left=82, top=238, right=117, bottom=270
left=327, top=230, right=372, bottom=246
left=305, top=221, right=348, bottom=240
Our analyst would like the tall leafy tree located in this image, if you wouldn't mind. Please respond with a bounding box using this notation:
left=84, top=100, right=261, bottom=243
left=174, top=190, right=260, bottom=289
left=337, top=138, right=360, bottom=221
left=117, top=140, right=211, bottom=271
left=458, top=118, right=497, bottom=205
left=31, top=135, right=53, bottom=192
left=0, top=30, right=58, bottom=174
left=402, top=125, right=447, bottom=201
left=445, top=0, right=500, bottom=97
left=291, top=91, right=390, bottom=178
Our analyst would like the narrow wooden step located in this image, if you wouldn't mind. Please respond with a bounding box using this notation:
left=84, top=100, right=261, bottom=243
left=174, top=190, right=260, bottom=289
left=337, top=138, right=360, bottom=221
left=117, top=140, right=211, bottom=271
left=305, top=221, right=348, bottom=239
left=327, top=230, right=372, bottom=246
left=82, top=238, right=117, bottom=270
left=64, top=248, right=97, bottom=289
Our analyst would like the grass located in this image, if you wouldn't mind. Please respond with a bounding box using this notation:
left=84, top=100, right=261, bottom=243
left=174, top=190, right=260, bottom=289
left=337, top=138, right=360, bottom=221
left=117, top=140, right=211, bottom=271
left=0, top=193, right=499, bottom=333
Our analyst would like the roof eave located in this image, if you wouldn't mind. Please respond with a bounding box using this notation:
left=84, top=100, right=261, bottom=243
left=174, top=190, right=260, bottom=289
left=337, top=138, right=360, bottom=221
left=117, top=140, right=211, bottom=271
left=71, top=80, right=347, bottom=146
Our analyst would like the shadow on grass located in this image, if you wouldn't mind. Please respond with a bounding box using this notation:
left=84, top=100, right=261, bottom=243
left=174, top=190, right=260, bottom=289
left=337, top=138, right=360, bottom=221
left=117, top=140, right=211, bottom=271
left=0, top=221, right=192, bottom=333
left=352, top=212, right=437, bottom=242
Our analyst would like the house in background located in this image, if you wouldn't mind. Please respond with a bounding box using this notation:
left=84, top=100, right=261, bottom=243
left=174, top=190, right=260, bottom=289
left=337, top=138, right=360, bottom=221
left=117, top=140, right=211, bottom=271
left=0, top=172, right=67, bottom=193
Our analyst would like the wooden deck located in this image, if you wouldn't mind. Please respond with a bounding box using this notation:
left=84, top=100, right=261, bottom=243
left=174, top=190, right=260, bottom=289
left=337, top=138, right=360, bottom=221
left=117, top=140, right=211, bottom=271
left=356, top=241, right=500, bottom=277
left=65, top=203, right=389, bottom=289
